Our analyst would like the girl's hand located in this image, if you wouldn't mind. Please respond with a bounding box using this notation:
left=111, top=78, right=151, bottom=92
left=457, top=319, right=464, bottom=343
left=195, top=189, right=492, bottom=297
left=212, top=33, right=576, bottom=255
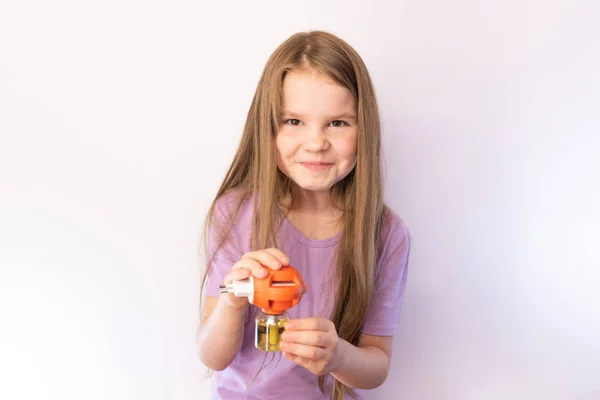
left=280, top=318, right=342, bottom=375
left=221, top=248, right=289, bottom=310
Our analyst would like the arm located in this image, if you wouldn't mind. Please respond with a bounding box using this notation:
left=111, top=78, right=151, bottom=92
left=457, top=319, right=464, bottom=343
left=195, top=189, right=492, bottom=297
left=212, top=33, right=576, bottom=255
left=197, top=248, right=290, bottom=370
left=330, top=334, right=392, bottom=389
left=280, top=319, right=392, bottom=389
left=196, top=295, right=249, bottom=371
left=330, top=213, right=410, bottom=387
left=281, top=213, right=410, bottom=388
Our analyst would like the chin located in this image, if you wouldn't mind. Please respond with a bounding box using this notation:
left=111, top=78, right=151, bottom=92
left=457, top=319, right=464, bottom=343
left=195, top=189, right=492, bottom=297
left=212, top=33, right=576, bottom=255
left=294, top=180, right=334, bottom=193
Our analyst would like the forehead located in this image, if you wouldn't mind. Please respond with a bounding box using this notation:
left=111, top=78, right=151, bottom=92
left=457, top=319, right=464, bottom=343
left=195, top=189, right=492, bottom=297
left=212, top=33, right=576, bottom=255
left=281, top=69, right=356, bottom=116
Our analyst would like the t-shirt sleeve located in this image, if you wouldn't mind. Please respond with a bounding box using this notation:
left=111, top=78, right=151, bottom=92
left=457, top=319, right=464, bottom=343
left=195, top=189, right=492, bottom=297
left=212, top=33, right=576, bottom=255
left=203, top=197, right=244, bottom=298
left=361, top=214, right=410, bottom=336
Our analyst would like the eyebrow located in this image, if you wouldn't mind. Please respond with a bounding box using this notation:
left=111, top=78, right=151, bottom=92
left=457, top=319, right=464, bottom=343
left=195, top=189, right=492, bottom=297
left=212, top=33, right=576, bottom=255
left=282, top=110, right=357, bottom=120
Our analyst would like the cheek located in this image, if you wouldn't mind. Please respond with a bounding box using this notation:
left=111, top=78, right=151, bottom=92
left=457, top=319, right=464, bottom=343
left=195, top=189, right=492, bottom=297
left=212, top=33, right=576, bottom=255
left=275, top=136, right=286, bottom=159
left=275, top=134, right=298, bottom=158
left=336, top=135, right=358, bottom=161
left=275, top=133, right=282, bottom=151
left=275, top=136, right=292, bottom=173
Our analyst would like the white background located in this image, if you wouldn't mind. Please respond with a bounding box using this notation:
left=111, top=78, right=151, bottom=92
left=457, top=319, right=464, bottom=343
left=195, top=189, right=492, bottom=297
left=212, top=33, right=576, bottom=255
left=1, top=1, right=599, bottom=399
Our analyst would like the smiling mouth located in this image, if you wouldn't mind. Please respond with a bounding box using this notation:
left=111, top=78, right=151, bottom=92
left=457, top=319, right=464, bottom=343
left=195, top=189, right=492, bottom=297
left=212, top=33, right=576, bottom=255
left=300, top=162, right=333, bottom=172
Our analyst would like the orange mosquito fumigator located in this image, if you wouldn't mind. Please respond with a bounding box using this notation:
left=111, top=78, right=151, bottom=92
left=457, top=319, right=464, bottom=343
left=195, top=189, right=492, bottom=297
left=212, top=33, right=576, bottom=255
left=219, top=266, right=304, bottom=352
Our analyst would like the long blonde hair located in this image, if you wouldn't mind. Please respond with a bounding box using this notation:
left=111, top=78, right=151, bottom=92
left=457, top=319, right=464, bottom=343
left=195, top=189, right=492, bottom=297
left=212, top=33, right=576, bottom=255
left=201, top=30, right=385, bottom=399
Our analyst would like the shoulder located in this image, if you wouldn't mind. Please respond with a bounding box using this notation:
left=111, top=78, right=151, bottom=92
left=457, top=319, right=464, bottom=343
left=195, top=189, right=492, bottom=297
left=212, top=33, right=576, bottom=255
left=212, top=188, right=253, bottom=220
left=206, top=188, right=254, bottom=256
left=380, top=205, right=410, bottom=248
left=377, top=205, right=410, bottom=266
left=208, top=188, right=255, bottom=240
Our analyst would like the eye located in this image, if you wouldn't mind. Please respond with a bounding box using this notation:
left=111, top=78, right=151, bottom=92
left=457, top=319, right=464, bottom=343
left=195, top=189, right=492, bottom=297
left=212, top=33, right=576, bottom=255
left=284, top=119, right=302, bottom=126
left=329, top=120, right=348, bottom=127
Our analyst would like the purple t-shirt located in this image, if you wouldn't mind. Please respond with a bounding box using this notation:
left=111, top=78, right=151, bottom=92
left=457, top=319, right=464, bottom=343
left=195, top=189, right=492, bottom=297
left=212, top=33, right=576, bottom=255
left=204, top=191, right=410, bottom=399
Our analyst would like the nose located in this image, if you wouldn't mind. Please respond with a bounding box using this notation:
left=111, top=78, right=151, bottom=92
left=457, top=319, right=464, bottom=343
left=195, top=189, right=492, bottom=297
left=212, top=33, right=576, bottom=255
left=302, top=127, right=330, bottom=153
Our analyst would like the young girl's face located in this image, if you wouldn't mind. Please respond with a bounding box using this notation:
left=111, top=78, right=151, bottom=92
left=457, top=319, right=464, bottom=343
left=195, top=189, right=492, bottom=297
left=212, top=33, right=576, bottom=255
left=276, top=69, right=358, bottom=195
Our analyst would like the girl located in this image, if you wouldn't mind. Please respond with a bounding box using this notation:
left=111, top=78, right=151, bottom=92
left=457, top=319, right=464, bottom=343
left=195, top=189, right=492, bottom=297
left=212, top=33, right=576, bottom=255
left=197, top=31, right=410, bottom=400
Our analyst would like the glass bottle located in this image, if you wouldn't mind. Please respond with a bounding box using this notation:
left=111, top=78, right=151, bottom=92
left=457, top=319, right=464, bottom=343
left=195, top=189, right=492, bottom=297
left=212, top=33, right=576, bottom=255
left=255, top=310, right=289, bottom=352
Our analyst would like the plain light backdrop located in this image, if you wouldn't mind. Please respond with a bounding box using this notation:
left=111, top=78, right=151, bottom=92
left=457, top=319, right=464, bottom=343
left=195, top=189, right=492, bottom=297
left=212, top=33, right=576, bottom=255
left=1, top=0, right=598, bottom=399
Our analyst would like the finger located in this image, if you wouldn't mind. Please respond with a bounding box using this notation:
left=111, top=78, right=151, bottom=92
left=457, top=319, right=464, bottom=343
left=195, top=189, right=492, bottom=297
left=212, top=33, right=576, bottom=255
left=280, top=342, right=325, bottom=361
left=285, top=318, right=332, bottom=332
left=224, top=267, right=251, bottom=284
left=233, top=258, right=268, bottom=278
left=241, top=250, right=283, bottom=271
left=282, top=352, right=310, bottom=367
left=282, top=331, right=334, bottom=347
left=281, top=350, right=308, bottom=367
left=263, top=248, right=290, bottom=265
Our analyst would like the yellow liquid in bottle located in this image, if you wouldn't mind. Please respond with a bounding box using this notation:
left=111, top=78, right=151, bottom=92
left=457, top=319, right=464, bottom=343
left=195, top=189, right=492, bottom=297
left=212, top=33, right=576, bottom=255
left=255, top=315, right=287, bottom=352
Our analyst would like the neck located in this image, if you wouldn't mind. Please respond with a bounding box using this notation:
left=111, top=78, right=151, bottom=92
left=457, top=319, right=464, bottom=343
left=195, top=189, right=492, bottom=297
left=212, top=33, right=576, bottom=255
left=282, top=188, right=342, bottom=240
left=296, top=189, right=336, bottom=213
